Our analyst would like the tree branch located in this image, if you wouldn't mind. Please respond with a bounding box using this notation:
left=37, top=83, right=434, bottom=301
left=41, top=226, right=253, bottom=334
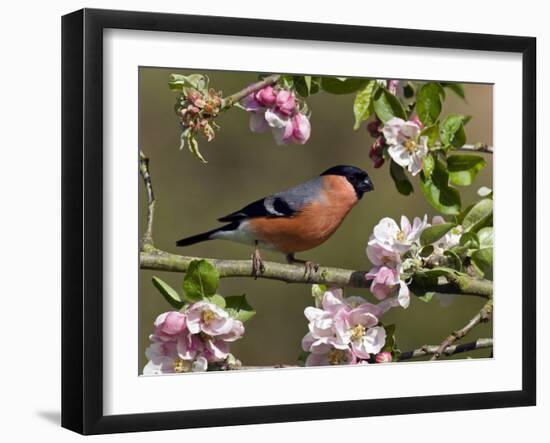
left=139, top=150, right=156, bottom=250
left=222, top=74, right=281, bottom=109
left=430, top=298, right=493, bottom=360
left=398, top=338, right=493, bottom=361
left=214, top=338, right=494, bottom=370
left=454, top=143, right=493, bottom=154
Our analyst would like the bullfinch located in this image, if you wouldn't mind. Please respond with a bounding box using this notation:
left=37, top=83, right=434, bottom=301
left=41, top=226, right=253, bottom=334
left=176, top=165, right=374, bottom=276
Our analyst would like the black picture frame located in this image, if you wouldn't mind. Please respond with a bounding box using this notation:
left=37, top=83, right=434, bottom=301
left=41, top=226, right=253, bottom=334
left=62, top=8, right=537, bottom=435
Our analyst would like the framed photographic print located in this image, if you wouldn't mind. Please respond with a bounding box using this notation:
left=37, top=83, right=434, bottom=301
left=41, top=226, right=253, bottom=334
left=62, top=8, right=536, bottom=435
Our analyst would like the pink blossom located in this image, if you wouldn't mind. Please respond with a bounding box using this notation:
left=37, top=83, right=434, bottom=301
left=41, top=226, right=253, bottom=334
left=154, top=311, right=186, bottom=337
left=387, top=80, right=399, bottom=95
left=275, top=89, right=296, bottom=116
left=249, top=111, right=270, bottom=133
left=291, top=113, right=311, bottom=144
left=382, top=117, right=428, bottom=176
left=366, top=239, right=402, bottom=267
left=143, top=302, right=245, bottom=375
left=186, top=301, right=235, bottom=336
left=241, top=93, right=264, bottom=112
left=305, top=347, right=356, bottom=366
left=365, top=265, right=410, bottom=308
left=370, top=215, right=429, bottom=254
left=302, top=288, right=390, bottom=366
left=366, top=266, right=400, bottom=300
left=255, top=85, right=277, bottom=106
left=375, top=351, right=393, bottom=363
left=409, top=114, right=424, bottom=129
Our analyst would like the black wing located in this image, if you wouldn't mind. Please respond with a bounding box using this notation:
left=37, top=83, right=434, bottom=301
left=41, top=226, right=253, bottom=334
left=217, top=195, right=296, bottom=222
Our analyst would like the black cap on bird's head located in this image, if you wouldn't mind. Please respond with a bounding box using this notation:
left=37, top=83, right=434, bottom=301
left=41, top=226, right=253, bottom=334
left=320, top=165, right=374, bottom=199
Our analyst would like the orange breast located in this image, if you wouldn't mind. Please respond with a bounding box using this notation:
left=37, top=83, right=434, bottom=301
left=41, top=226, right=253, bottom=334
left=248, top=175, right=358, bottom=253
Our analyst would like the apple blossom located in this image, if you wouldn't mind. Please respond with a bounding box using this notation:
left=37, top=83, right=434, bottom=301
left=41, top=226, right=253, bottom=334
left=382, top=117, right=429, bottom=176
left=302, top=288, right=391, bottom=366
left=143, top=303, right=245, bottom=375
left=242, top=86, right=311, bottom=145
left=370, top=215, right=429, bottom=255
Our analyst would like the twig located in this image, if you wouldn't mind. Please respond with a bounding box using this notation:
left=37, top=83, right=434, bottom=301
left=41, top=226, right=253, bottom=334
left=430, top=299, right=493, bottom=360
left=139, top=150, right=155, bottom=250
left=398, top=338, right=493, bottom=361
left=222, top=74, right=281, bottom=109
left=454, top=144, right=493, bottom=154
left=138, top=151, right=493, bottom=297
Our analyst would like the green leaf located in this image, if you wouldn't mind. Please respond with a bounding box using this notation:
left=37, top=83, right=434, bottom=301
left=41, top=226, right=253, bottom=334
left=471, top=248, right=493, bottom=280
left=389, top=159, right=414, bottom=196
left=152, top=276, right=184, bottom=309
left=293, top=75, right=320, bottom=97
left=416, top=82, right=443, bottom=126
left=440, top=114, right=467, bottom=148
left=478, top=227, right=493, bottom=248
left=477, top=186, right=493, bottom=198
left=168, top=74, right=208, bottom=92
left=321, top=77, right=368, bottom=95
left=373, top=88, right=407, bottom=123
left=353, top=80, right=377, bottom=130
left=419, top=158, right=461, bottom=214
left=420, top=125, right=439, bottom=148
left=447, top=154, right=486, bottom=186
left=297, top=351, right=310, bottom=366
left=422, top=153, right=435, bottom=179
left=441, top=82, right=466, bottom=100
left=208, top=294, right=226, bottom=309
left=187, top=133, right=207, bottom=164
left=420, top=223, right=456, bottom=246
left=459, top=232, right=480, bottom=249
left=419, top=245, right=434, bottom=257
left=443, top=249, right=463, bottom=271
left=311, top=284, right=327, bottom=308
left=224, top=295, right=256, bottom=322
left=417, top=291, right=435, bottom=303
left=382, top=324, right=397, bottom=352
left=462, top=198, right=493, bottom=232
left=183, top=259, right=220, bottom=302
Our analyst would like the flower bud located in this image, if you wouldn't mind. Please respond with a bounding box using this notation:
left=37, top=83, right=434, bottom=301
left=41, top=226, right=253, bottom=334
left=291, top=113, right=311, bottom=144
left=409, top=114, right=424, bottom=129
left=367, top=119, right=382, bottom=137
left=387, top=80, right=399, bottom=95
left=276, top=89, right=296, bottom=116
left=255, top=86, right=277, bottom=106
left=369, top=136, right=385, bottom=168
left=375, top=351, right=392, bottom=363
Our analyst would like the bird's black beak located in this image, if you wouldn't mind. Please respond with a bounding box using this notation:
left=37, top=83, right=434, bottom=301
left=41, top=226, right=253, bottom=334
left=362, top=177, right=374, bottom=192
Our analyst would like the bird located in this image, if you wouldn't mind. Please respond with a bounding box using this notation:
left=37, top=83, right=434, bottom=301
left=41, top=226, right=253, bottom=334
left=176, top=165, right=374, bottom=277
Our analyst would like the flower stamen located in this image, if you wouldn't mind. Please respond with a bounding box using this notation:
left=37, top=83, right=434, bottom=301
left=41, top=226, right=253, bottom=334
left=351, top=324, right=365, bottom=341
left=328, top=349, right=349, bottom=365
left=403, top=139, right=418, bottom=152
left=201, top=309, right=216, bottom=323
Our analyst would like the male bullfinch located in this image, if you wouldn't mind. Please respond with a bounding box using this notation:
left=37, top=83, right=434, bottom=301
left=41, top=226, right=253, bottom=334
left=176, top=165, right=374, bottom=276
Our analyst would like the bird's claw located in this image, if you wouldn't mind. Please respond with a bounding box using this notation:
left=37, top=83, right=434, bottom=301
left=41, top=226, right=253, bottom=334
left=251, top=248, right=265, bottom=279
left=304, top=261, right=319, bottom=279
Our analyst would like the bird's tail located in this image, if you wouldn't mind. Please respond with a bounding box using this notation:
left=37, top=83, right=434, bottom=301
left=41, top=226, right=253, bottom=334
left=176, top=223, right=238, bottom=247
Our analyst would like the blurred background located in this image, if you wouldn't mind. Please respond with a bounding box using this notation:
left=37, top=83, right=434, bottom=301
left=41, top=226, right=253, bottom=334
left=139, top=67, right=493, bottom=370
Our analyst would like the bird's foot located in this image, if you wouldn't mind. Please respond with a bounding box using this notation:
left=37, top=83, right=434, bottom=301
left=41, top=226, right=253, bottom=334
left=251, top=246, right=265, bottom=279
left=286, top=254, right=319, bottom=279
